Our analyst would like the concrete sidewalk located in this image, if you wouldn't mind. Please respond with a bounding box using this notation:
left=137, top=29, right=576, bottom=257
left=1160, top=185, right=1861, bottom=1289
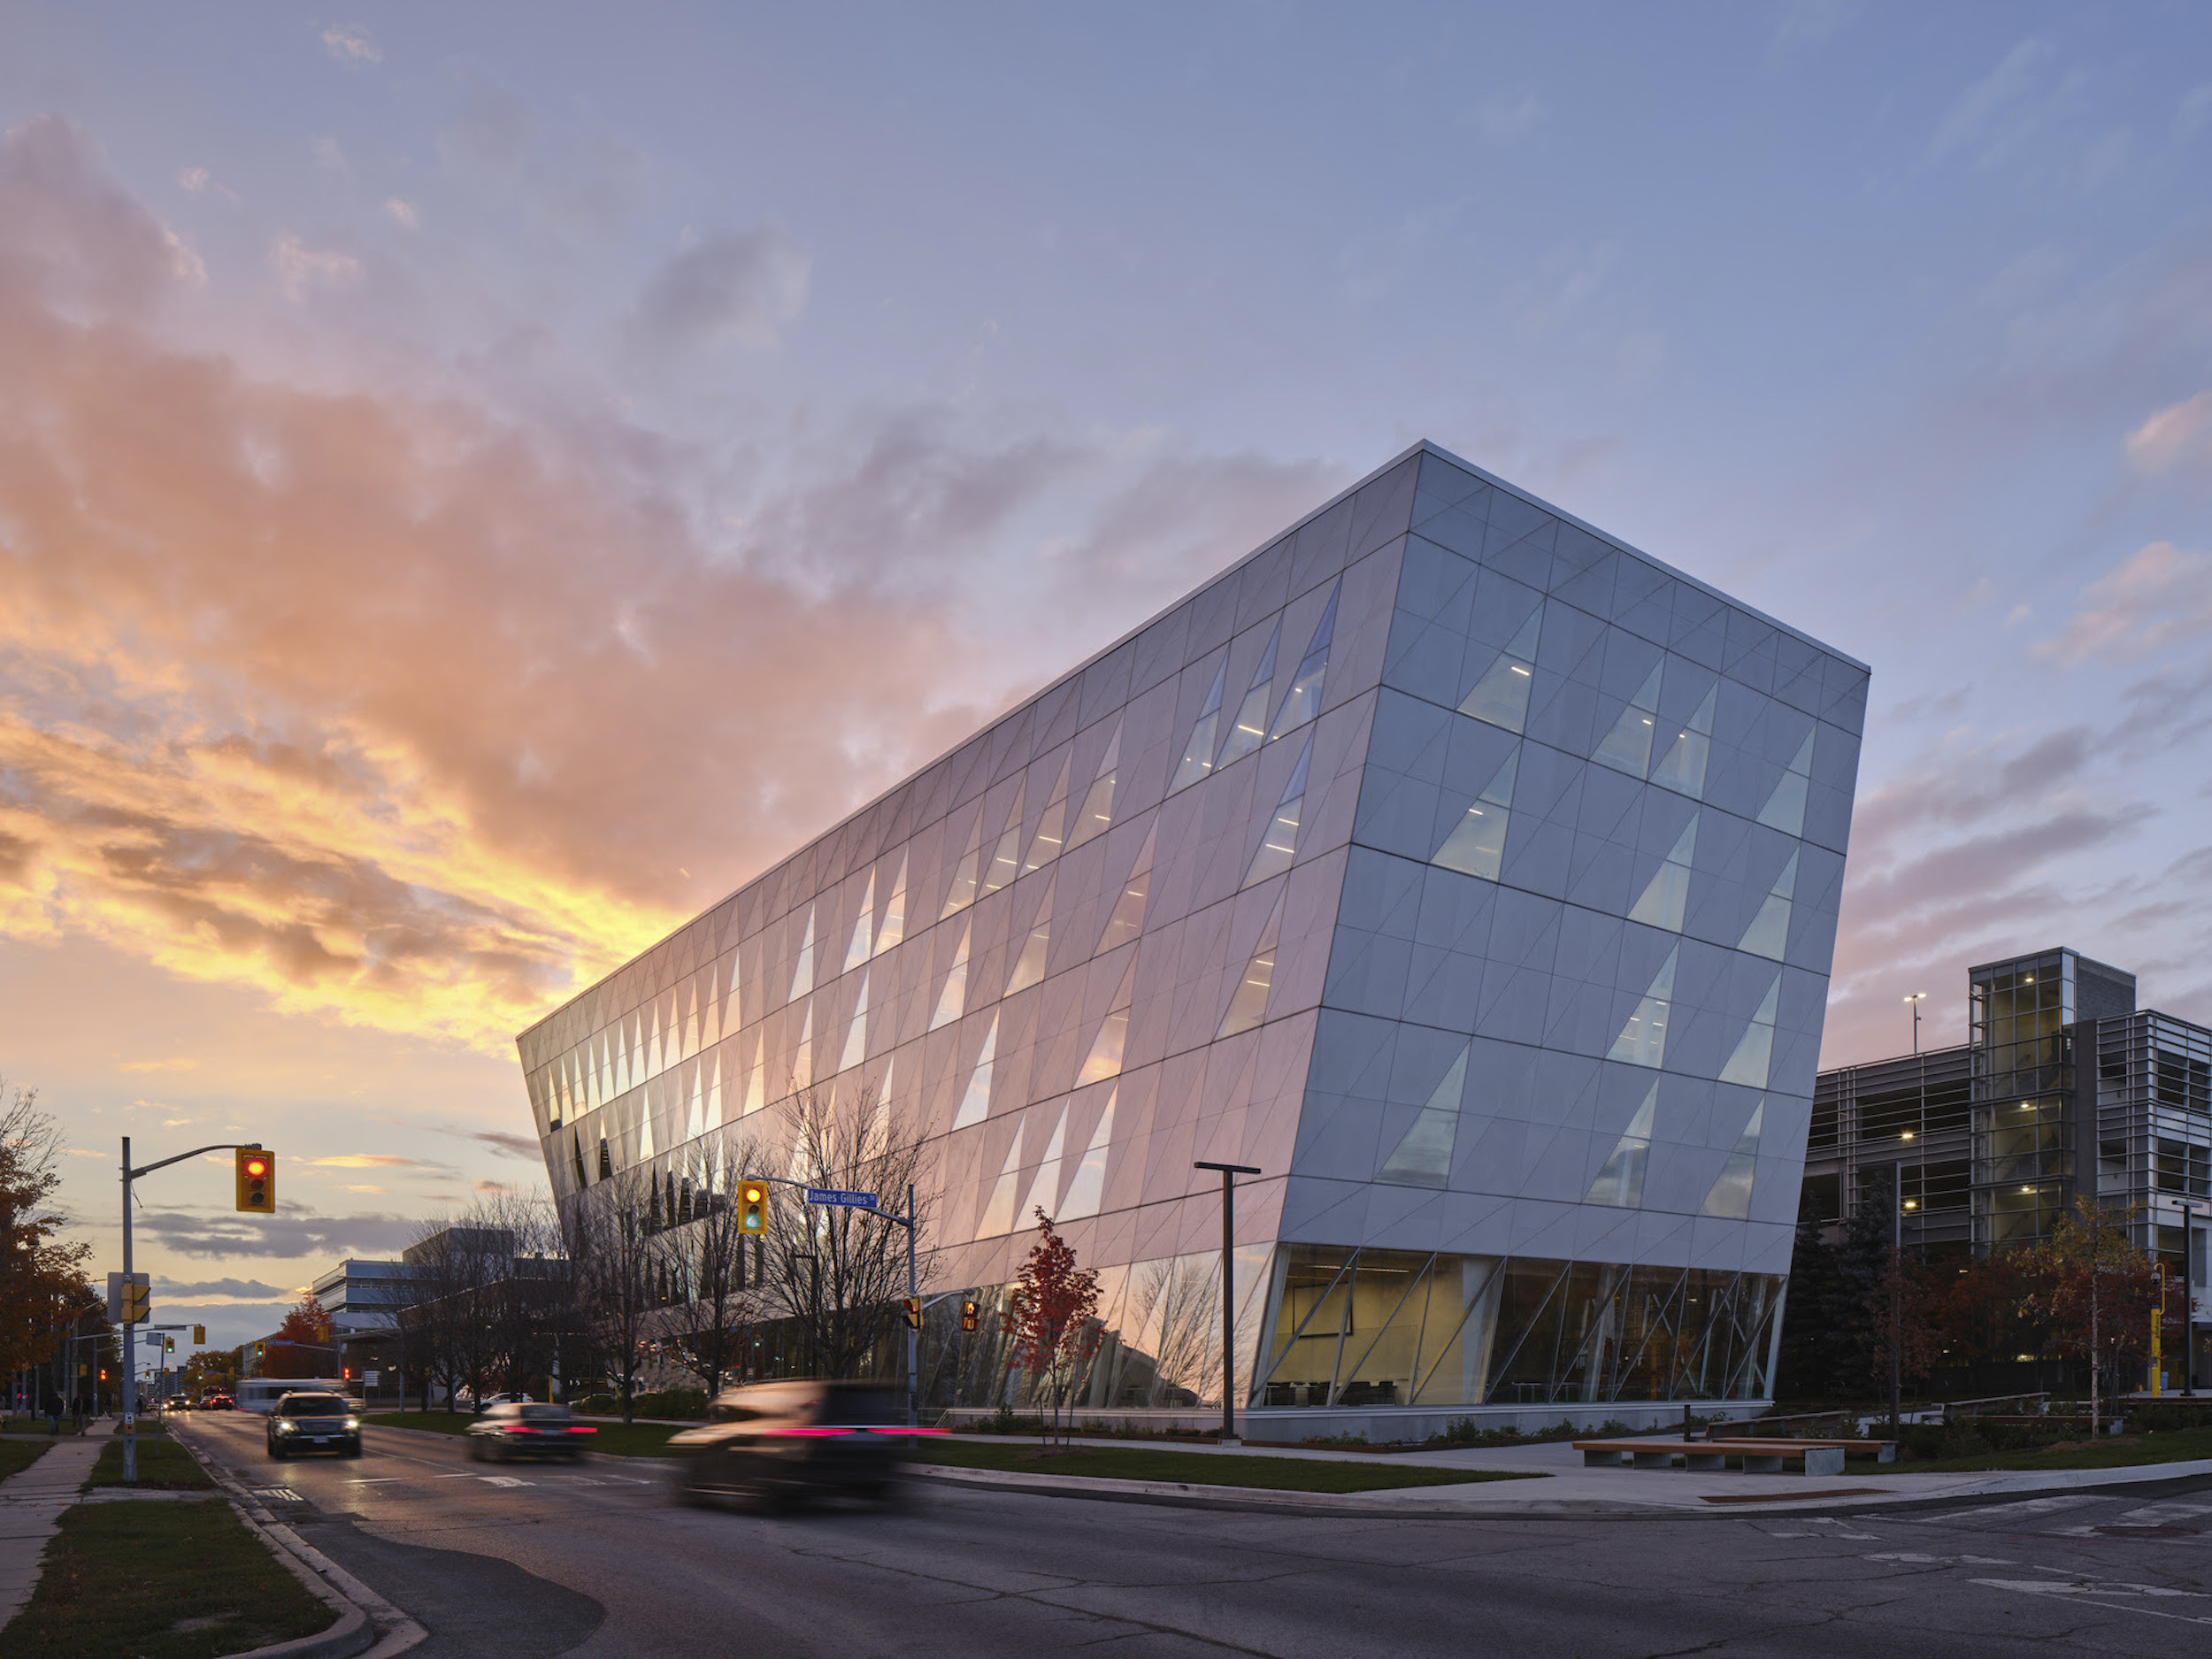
left=0, top=1416, right=113, bottom=1629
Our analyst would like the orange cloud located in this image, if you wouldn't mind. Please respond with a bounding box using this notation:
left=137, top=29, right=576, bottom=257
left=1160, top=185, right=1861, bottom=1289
left=0, top=116, right=1335, bottom=1054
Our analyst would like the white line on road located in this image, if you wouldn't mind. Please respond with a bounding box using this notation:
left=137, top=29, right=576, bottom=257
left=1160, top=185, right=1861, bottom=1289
left=477, top=1476, right=533, bottom=1487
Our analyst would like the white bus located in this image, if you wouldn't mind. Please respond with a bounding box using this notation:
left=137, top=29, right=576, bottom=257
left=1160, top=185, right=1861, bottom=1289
left=235, top=1378, right=354, bottom=1415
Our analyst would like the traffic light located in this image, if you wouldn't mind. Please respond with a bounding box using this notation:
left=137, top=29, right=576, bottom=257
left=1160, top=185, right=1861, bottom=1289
left=315, top=1324, right=332, bottom=1347
left=902, top=1296, right=922, bottom=1331
left=192, top=1325, right=205, bottom=1346
left=164, top=1336, right=175, bottom=1355
left=961, top=1298, right=980, bottom=1333
left=235, top=1148, right=275, bottom=1213
left=254, top=1341, right=265, bottom=1363
left=342, top=1366, right=352, bottom=1381
left=740, top=1182, right=766, bottom=1233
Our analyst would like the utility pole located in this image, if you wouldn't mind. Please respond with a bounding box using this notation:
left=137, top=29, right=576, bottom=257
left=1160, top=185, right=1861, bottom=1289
left=1889, top=1161, right=1902, bottom=1433
left=1194, top=1162, right=1260, bottom=1446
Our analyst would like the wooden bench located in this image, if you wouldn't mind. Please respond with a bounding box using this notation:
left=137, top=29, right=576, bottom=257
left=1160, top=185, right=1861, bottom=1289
left=1573, top=1437, right=1893, bottom=1475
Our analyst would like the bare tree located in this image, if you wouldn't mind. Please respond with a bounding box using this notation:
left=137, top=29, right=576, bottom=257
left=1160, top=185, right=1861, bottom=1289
left=761, top=1084, right=932, bottom=1382
left=569, top=1164, right=660, bottom=1422
left=668, top=1137, right=764, bottom=1394
left=2, top=1083, right=95, bottom=1392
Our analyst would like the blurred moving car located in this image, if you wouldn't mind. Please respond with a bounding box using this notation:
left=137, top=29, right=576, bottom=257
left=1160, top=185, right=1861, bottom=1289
left=265, top=1391, right=363, bottom=1459
left=466, top=1402, right=594, bottom=1461
left=470, top=1391, right=535, bottom=1414
left=667, top=1380, right=928, bottom=1509
left=202, top=1393, right=234, bottom=1410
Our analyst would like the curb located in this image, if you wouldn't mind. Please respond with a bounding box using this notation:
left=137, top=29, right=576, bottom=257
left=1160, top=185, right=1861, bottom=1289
left=907, top=1463, right=1601, bottom=1518
left=173, top=1425, right=426, bottom=1659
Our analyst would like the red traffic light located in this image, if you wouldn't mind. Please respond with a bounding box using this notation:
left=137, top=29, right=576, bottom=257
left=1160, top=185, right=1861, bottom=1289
left=235, top=1148, right=276, bottom=1212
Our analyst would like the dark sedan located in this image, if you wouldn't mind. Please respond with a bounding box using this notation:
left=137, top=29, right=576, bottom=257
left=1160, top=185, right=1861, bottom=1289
left=668, top=1380, right=931, bottom=1510
left=266, top=1392, right=362, bottom=1459
left=466, top=1402, right=595, bottom=1462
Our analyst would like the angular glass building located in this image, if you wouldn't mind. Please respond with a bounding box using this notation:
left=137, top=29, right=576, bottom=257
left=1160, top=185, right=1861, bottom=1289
left=516, top=442, right=1869, bottom=1434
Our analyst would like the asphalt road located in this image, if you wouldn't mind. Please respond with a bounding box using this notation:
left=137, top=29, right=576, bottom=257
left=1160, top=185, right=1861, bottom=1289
left=179, top=1415, right=2212, bottom=1657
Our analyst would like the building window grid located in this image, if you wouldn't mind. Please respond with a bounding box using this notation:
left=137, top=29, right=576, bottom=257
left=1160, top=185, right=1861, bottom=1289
left=2095, top=1017, right=2212, bottom=1255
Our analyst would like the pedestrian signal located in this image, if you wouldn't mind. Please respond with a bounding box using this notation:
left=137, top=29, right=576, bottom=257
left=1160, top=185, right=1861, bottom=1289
left=235, top=1148, right=275, bottom=1213
left=902, top=1296, right=922, bottom=1331
left=740, top=1183, right=766, bottom=1233
left=960, top=1298, right=980, bottom=1333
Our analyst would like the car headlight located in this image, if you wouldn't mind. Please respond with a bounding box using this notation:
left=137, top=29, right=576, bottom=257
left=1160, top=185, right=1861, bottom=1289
left=343, top=1417, right=359, bottom=1430
left=275, top=1418, right=295, bottom=1432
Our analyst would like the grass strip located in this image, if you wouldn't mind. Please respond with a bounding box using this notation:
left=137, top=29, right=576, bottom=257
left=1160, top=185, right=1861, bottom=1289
left=0, top=1439, right=52, bottom=1480
left=4, top=1498, right=333, bottom=1659
left=915, top=1440, right=1542, bottom=1492
left=1858, top=1425, right=2212, bottom=1474
left=365, top=1410, right=680, bottom=1458
left=88, top=1436, right=213, bottom=1489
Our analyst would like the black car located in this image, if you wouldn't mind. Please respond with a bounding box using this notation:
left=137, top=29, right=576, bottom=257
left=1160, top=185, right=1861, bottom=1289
left=466, top=1402, right=594, bottom=1461
left=266, top=1392, right=362, bottom=1459
left=668, top=1379, right=920, bottom=1509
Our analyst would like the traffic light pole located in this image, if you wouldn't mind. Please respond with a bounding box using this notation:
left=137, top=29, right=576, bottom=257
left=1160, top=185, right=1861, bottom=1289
left=749, top=1173, right=921, bottom=1430
left=119, top=1137, right=264, bottom=1484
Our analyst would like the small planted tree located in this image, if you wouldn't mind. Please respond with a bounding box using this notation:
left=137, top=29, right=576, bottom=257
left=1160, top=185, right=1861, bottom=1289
left=2016, top=1199, right=2163, bottom=1434
left=1002, top=1208, right=1101, bottom=1448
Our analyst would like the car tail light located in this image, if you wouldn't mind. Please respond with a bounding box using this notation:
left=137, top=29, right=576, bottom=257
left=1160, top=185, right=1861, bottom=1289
left=567, top=1425, right=595, bottom=1434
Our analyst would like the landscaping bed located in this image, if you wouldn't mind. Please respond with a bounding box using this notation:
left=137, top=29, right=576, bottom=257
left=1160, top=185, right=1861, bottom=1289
left=1856, top=1424, right=2212, bottom=1474
left=914, top=1440, right=1543, bottom=1493
left=3, top=1498, right=333, bottom=1658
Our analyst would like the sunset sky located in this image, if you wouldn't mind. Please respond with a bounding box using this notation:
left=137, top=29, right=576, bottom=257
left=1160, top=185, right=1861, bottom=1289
left=4, top=4, right=2211, bottom=1350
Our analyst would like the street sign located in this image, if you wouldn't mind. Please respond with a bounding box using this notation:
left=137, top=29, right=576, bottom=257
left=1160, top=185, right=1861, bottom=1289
left=363, top=1371, right=380, bottom=1386
left=805, top=1187, right=878, bottom=1209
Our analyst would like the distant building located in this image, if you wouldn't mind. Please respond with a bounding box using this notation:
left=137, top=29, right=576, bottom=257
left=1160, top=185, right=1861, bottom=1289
left=1809, top=947, right=2210, bottom=1386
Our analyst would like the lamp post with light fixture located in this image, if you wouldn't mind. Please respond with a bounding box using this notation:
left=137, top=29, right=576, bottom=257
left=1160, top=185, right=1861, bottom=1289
left=1904, top=992, right=1927, bottom=1055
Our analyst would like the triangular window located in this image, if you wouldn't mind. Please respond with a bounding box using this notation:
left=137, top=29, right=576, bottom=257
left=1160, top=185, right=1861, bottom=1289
left=1377, top=1045, right=1469, bottom=1189
left=973, top=1116, right=1026, bottom=1238
left=788, top=1002, right=814, bottom=1095
left=1432, top=749, right=1517, bottom=881
left=1585, top=1083, right=1657, bottom=1207
left=1650, top=683, right=1718, bottom=798
left=1018, top=1104, right=1069, bottom=1222
left=951, top=1014, right=998, bottom=1130
left=1737, top=851, right=1798, bottom=962
left=741, top=1030, right=765, bottom=1118
left=1241, top=733, right=1312, bottom=887
left=1064, top=723, right=1120, bottom=853
left=941, top=811, right=983, bottom=919
left=1169, top=660, right=1228, bottom=795
left=875, top=852, right=908, bottom=956
left=843, top=871, right=875, bottom=973
left=572, top=1133, right=589, bottom=1188
left=1076, top=951, right=1139, bottom=1086
left=1700, top=1102, right=1763, bottom=1219
left=1267, top=581, right=1340, bottom=741
left=1592, top=660, right=1663, bottom=776
left=1216, top=620, right=1282, bottom=772
left=1458, top=606, right=1541, bottom=733
left=1057, top=1088, right=1115, bottom=1220
left=929, top=920, right=971, bottom=1030
left=1755, top=730, right=1815, bottom=836
left=1025, top=755, right=1072, bottom=873
left=1718, top=972, right=1782, bottom=1088
left=787, top=906, right=817, bottom=1002
left=1004, top=875, right=1055, bottom=996
left=1217, top=892, right=1286, bottom=1038
left=1607, top=947, right=1678, bottom=1068
left=838, top=971, right=869, bottom=1073
left=1627, top=814, right=1698, bottom=933
left=982, top=780, right=1026, bottom=897
left=1097, top=819, right=1156, bottom=953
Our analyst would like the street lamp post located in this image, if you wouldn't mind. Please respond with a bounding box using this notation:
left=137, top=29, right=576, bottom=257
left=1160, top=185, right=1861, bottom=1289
left=1904, top=992, right=1928, bottom=1056
left=1193, top=1162, right=1261, bottom=1446
left=2181, top=1199, right=2208, bottom=1397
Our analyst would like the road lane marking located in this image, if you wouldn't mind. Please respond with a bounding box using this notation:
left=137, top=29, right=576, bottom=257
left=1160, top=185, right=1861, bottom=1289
left=477, top=1475, right=534, bottom=1487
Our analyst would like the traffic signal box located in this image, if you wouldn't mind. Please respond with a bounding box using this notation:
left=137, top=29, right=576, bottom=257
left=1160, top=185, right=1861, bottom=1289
left=192, top=1325, right=205, bottom=1346
left=235, top=1148, right=275, bottom=1213
left=740, top=1183, right=766, bottom=1233
left=119, top=1278, right=150, bottom=1324
left=902, top=1297, right=923, bottom=1331
left=960, top=1298, right=980, bottom=1333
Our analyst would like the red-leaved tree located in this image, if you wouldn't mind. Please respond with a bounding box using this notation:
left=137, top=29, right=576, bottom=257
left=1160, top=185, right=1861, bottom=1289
left=266, top=1295, right=334, bottom=1380
left=1002, top=1208, right=1101, bottom=1448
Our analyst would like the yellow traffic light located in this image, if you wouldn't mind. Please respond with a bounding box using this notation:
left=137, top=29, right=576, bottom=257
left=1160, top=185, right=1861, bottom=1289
left=961, top=1297, right=980, bottom=1333
left=740, top=1182, right=766, bottom=1233
left=902, top=1296, right=922, bottom=1331
left=192, top=1325, right=205, bottom=1346
left=235, top=1148, right=275, bottom=1212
